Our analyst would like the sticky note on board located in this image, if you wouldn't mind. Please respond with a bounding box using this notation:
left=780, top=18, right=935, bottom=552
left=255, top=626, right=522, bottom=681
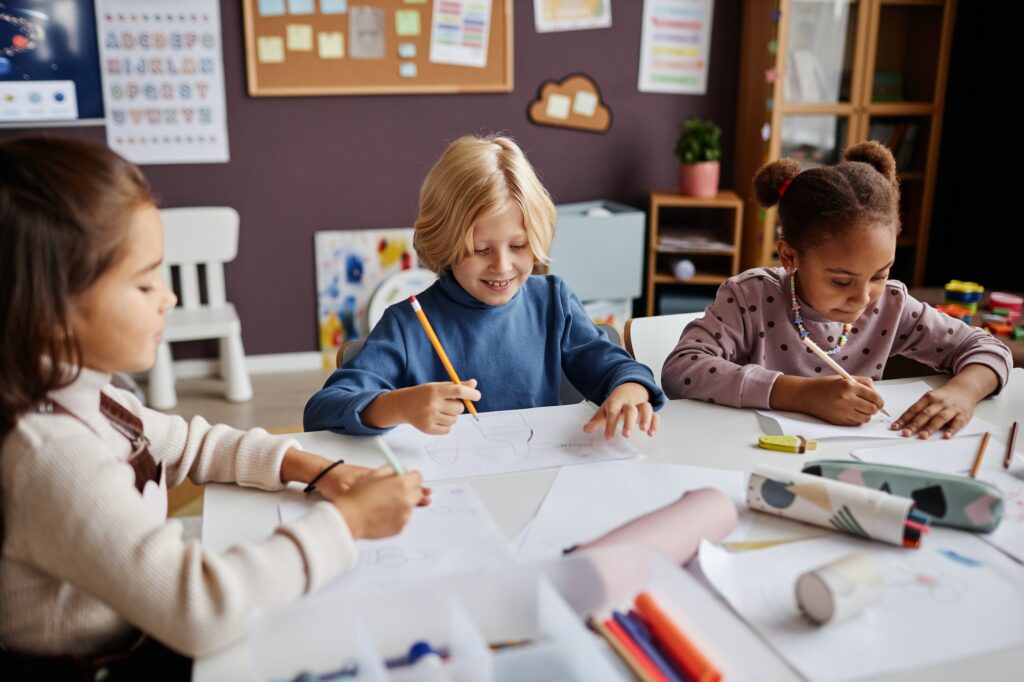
left=349, top=7, right=385, bottom=59
left=321, top=0, right=348, bottom=13
left=573, top=90, right=598, bottom=117
left=286, top=24, right=314, bottom=51
left=398, top=42, right=416, bottom=58
left=286, top=0, right=314, bottom=14
left=545, top=93, right=571, bottom=120
left=395, top=10, right=421, bottom=36
left=318, top=32, right=345, bottom=59
left=257, top=36, right=285, bottom=63
left=257, top=0, right=286, bottom=16
left=399, top=61, right=417, bottom=78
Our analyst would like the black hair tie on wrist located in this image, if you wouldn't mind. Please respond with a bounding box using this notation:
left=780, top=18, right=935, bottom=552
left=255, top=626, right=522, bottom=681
left=303, top=459, right=346, bottom=496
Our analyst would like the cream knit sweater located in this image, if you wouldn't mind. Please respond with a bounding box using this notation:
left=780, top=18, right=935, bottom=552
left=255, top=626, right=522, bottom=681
left=0, top=368, right=358, bottom=657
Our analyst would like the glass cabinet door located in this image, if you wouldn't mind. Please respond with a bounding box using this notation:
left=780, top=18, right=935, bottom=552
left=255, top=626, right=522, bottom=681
left=780, top=115, right=850, bottom=168
left=785, top=0, right=859, bottom=104
left=872, top=2, right=944, bottom=104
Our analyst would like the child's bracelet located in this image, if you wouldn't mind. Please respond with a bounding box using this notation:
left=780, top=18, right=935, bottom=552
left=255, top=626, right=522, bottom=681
left=303, top=459, right=346, bottom=496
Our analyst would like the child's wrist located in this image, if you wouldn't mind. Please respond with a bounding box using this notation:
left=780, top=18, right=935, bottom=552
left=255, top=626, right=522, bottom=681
left=361, top=390, right=401, bottom=429
left=333, top=497, right=365, bottom=539
left=769, top=375, right=811, bottom=412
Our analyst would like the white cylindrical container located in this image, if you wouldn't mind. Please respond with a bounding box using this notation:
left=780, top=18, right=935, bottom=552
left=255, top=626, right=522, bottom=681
left=795, top=552, right=883, bottom=625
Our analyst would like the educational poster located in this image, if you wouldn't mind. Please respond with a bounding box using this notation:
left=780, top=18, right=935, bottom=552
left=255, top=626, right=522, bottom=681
left=315, top=228, right=418, bottom=367
left=637, top=0, right=714, bottom=94
left=95, top=0, right=229, bottom=164
left=428, top=0, right=492, bottom=68
left=533, top=0, right=612, bottom=33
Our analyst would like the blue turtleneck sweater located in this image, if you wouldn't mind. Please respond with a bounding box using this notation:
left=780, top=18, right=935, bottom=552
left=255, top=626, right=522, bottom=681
left=304, top=274, right=665, bottom=435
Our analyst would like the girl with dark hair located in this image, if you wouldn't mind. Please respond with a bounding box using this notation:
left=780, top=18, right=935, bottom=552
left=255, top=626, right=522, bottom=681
left=662, top=141, right=1010, bottom=439
left=0, top=136, right=426, bottom=680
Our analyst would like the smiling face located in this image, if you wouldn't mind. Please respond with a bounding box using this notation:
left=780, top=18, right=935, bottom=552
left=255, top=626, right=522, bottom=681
left=69, top=204, right=178, bottom=373
left=449, top=203, right=535, bottom=306
left=778, top=223, right=897, bottom=324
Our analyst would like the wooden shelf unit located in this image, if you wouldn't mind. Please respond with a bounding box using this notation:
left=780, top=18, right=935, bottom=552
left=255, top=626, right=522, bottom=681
left=645, top=190, right=743, bottom=316
left=734, top=0, right=957, bottom=286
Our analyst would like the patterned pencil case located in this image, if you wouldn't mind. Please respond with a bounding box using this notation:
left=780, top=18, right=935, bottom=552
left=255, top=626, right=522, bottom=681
left=801, top=459, right=1004, bottom=533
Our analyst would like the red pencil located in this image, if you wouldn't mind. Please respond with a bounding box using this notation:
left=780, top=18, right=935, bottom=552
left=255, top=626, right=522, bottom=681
left=635, top=592, right=721, bottom=682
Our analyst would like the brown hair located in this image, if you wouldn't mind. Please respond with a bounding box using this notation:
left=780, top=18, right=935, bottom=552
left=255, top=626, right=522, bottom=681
left=752, top=140, right=901, bottom=251
left=413, top=135, right=557, bottom=274
left=0, top=136, right=154, bottom=436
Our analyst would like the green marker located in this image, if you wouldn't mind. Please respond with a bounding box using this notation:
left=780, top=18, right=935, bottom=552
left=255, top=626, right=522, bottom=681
left=375, top=437, right=405, bottom=475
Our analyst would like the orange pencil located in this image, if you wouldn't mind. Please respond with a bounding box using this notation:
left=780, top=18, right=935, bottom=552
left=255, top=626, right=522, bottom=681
left=970, top=432, right=990, bottom=479
left=1005, top=421, right=1018, bottom=470
left=635, top=592, right=721, bottom=682
left=588, top=617, right=661, bottom=682
left=409, top=296, right=479, bottom=420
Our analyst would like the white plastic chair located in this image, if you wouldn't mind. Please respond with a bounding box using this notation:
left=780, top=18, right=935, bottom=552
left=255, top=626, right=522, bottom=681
left=623, top=312, right=704, bottom=387
left=147, top=207, right=253, bottom=410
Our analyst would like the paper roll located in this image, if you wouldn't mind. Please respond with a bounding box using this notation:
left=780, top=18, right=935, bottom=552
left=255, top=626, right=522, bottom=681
left=747, top=465, right=914, bottom=546
left=795, top=552, right=883, bottom=625
left=574, top=488, right=739, bottom=565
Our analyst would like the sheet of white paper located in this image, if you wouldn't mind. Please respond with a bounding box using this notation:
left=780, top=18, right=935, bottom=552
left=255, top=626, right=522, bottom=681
left=699, top=530, right=1024, bottom=682
left=757, top=380, right=998, bottom=440
left=383, top=403, right=638, bottom=481
left=279, top=484, right=512, bottom=589
left=516, top=461, right=745, bottom=562
left=853, top=437, right=1024, bottom=563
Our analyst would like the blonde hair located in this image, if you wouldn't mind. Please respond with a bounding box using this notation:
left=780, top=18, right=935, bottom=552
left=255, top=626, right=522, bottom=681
left=414, top=135, right=557, bottom=274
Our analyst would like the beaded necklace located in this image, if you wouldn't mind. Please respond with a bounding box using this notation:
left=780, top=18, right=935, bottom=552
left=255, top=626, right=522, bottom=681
left=789, top=270, right=851, bottom=355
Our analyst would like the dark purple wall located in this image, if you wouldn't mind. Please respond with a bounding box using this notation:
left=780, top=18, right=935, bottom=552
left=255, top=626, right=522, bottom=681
left=1, top=0, right=741, bottom=356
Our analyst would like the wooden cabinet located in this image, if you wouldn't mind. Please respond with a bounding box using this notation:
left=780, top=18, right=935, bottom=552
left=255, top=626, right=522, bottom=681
left=645, top=190, right=743, bottom=316
left=734, top=0, right=957, bottom=285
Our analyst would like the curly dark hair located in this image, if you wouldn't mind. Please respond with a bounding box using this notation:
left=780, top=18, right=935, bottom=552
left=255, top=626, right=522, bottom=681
left=752, top=140, right=901, bottom=251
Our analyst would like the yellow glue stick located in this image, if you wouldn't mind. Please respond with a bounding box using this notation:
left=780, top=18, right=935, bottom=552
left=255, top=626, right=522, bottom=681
left=758, top=435, right=818, bottom=454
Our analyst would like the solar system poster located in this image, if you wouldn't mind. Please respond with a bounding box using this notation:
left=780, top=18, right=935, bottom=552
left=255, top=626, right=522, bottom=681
left=0, top=1, right=104, bottom=124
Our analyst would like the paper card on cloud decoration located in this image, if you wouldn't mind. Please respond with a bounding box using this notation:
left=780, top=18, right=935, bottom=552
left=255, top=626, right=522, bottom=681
left=528, top=74, right=612, bottom=133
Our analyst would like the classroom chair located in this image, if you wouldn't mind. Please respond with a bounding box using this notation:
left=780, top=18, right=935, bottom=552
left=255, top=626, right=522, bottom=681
left=147, top=207, right=253, bottom=410
left=624, top=313, right=703, bottom=386
left=335, top=324, right=622, bottom=405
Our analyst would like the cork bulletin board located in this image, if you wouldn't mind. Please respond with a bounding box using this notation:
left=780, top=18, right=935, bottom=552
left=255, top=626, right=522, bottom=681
left=242, top=1, right=513, bottom=96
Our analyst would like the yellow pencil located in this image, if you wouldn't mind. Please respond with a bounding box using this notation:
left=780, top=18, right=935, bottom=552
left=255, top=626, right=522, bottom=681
left=409, top=296, right=479, bottom=420
left=970, top=432, right=990, bottom=479
left=800, top=336, right=891, bottom=417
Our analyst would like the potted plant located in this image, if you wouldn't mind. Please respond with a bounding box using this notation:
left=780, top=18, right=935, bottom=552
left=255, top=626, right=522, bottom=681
left=675, top=117, right=722, bottom=198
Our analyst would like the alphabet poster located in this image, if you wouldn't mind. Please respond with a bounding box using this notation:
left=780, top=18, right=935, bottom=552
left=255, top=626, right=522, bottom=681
left=95, top=0, right=229, bottom=164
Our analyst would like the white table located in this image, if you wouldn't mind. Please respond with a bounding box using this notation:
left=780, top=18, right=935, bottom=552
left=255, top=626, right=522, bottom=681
left=196, top=371, right=1024, bottom=681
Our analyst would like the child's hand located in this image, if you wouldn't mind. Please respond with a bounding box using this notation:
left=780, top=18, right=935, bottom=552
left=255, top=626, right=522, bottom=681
left=332, top=468, right=424, bottom=539
left=362, top=379, right=481, bottom=434
left=892, top=385, right=975, bottom=439
left=802, top=375, right=886, bottom=426
left=317, top=463, right=432, bottom=507
left=583, top=382, right=659, bottom=440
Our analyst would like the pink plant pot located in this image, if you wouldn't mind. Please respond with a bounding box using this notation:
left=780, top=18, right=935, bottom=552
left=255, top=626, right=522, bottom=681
left=678, top=161, right=720, bottom=198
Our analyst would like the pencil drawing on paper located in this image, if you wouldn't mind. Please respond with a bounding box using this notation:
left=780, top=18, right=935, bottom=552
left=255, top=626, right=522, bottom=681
left=424, top=410, right=596, bottom=466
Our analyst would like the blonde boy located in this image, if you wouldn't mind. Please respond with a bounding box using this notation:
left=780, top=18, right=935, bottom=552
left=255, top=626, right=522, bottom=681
left=305, top=135, right=663, bottom=438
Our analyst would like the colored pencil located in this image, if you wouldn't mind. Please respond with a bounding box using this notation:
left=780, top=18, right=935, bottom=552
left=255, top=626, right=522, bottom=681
left=970, top=432, right=990, bottom=478
left=587, top=617, right=661, bottom=682
left=408, top=296, right=479, bottom=420
left=613, top=611, right=686, bottom=682
left=1005, top=421, right=1018, bottom=469
left=800, top=336, right=891, bottom=417
left=635, top=592, right=721, bottom=682
left=604, top=617, right=669, bottom=682
left=374, top=436, right=404, bottom=475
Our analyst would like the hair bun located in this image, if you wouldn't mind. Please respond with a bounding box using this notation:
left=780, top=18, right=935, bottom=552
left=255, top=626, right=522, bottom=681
left=845, top=140, right=897, bottom=185
left=752, top=158, right=801, bottom=207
